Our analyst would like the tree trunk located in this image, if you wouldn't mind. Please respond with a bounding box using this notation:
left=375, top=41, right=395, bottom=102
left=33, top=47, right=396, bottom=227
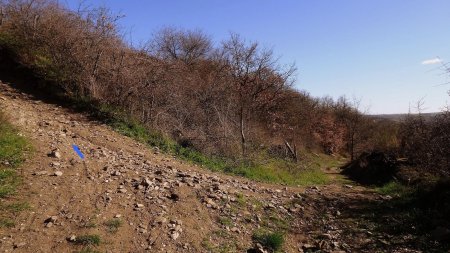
left=350, top=132, right=355, bottom=161
left=284, top=140, right=298, bottom=162
left=240, top=105, right=246, bottom=158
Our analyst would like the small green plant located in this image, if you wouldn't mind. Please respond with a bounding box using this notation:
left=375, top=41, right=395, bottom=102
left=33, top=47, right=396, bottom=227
left=201, top=239, right=215, bottom=251
left=376, top=181, right=414, bottom=196
left=80, top=216, right=98, bottom=228
left=218, top=217, right=233, bottom=226
left=84, top=221, right=97, bottom=228
left=268, top=215, right=290, bottom=231
left=235, top=193, right=246, bottom=206
left=217, top=242, right=238, bottom=253
left=0, top=202, right=30, bottom=213
left=0, top=169, right=20, bottom=198
left=212, top=229, right=233, bottom=239
left=104, top=218, right=122, bottom=233
left=74, top=234, right=101, bottom=246
left=0, top=218, right=15, bottom=228
left=252, top=230, right=284, bottom=252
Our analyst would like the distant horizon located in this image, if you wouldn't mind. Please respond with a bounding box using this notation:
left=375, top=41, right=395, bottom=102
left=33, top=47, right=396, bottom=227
left=369, top=111, right=441, bottom=115
left=64, top=0, right=450, bottom=114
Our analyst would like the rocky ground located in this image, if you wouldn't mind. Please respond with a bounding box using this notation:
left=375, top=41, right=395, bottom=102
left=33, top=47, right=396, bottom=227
left=0, top=81, right=431, bottom=252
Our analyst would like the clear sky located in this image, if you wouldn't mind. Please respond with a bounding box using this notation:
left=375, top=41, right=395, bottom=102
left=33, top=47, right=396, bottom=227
left=63, top=0, right=450, bottom=114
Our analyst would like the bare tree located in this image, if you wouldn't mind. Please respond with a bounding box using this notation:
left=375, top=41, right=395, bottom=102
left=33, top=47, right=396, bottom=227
left=221, top=33, right=295, bottom=158
left=3, top=0, right=384, bottom=166
left=334, top=96, right=366, bottom=161
left=150, top=27, right=212, bottom=65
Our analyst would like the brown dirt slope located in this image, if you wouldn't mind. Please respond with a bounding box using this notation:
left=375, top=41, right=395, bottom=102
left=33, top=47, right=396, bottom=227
left=0, top=81, right=425, bottom=253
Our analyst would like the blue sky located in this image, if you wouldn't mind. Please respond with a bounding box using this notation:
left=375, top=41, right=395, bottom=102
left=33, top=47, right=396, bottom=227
left=64, top=0, right=450, bottom=114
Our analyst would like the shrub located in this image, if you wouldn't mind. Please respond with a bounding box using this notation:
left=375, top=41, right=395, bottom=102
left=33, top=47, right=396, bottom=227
left=252, top=230, right=284, bottom=252
left=399, top=111, right=450, bottom=175
left=104, top=218, right=122, bottom=233
left=74, top=235, right=101, bottom=246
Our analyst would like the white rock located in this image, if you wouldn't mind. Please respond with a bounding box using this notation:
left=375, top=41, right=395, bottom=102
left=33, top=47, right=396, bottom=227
left=68, top=235, right=76, bottom=242
left=171, top=231, right=180, bottom=240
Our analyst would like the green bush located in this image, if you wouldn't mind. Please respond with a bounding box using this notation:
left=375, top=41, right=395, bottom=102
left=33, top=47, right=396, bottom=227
left=376, top=181, right=414, bottom=196
left=104, top=218, right=122, bottom=233
left=252, top=230, right=284, bottom=252
left=74, top=235, right=101, bottom=246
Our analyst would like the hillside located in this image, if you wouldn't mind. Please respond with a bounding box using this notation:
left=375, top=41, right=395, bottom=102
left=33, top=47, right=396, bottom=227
left=0, top=1, right=449, bottom=252
left=0, top=0, right=386, bottom=165
left=0, top=78, right=442, bottom=253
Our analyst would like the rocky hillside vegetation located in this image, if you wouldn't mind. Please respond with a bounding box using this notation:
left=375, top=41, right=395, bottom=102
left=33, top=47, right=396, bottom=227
left=0, top=0, right=399, bottom=179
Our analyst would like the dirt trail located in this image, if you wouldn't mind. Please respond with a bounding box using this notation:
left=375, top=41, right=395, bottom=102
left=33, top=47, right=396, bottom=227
left=0, top=81, right=420, bottom=253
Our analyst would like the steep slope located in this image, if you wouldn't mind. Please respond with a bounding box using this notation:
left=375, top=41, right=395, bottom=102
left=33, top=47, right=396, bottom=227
left=0, top=81, right=426, bottom=253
